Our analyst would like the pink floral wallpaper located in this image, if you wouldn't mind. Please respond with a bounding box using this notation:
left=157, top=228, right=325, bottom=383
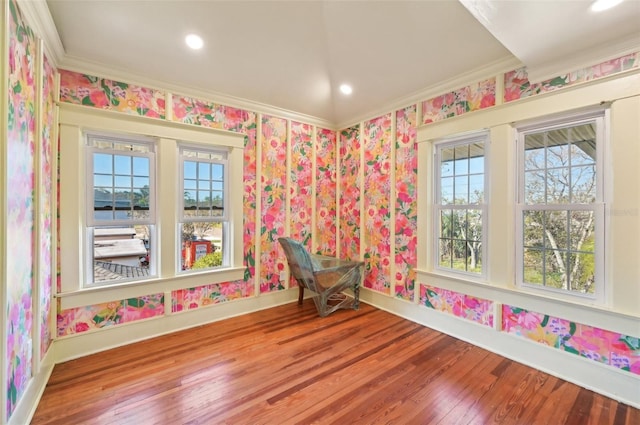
left=315, top=128, right=337, bottom=256
left=172, top=95, right=226, bottom=128
left=59, top=69, right=166, bottom=118
left=290, top=121, right=313, bottom=247
left=172, top=282, right=253, bottom=313
left=420, top=285, right=494, bottom=327
left=363, top=114, right=392, bottom=293
left=57, top=295, right=164, bottom=336
left=39, top=54, right=56, bottom=361
left=260, top=115, right=288, bottom=292
left=394, top=106, right=417, bottom=301
left=6, top=0, right=36, bottom=417
left=339, top=126, right=361, bottom=261
left=504, top=52, right=640, bottom=102
left=422, top=77, right=496, bottom=125
left=503, top=305, right=640, bottom=375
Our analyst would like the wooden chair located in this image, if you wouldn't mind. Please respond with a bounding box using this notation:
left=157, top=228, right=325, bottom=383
left=278, top=237, right=364, bottom=317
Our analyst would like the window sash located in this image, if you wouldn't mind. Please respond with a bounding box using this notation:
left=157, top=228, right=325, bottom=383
left=433, top=132, right=488, bottom=277
left=179, top=146, right=228, bottom=222
left=516, top=112, right=604, bottom=300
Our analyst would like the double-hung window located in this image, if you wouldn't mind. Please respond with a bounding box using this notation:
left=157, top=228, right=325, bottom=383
left=434, top=132, right=487, bottom=276
left=179, top=145, right=229, bottom=272
left=86, top=133, right=156, bottom=285
left=516, top=112, right=604, bottom=300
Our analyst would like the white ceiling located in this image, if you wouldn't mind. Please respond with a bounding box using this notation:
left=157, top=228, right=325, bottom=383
left=37, top=0, right=640, bottom=127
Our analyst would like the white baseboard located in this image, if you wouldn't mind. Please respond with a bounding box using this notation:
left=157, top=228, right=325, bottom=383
left=359, top=289, right=640, bottom=409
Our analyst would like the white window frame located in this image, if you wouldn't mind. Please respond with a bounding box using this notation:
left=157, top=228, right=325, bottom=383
left=433, top=131, right=489, bottom=279
left=85, top=133, right=157, bottom=286
left=515, top=110, right=606, bottom=303
left=178, top=144, right=230, bottom=272
left=58, top=104, right=245, bottom=301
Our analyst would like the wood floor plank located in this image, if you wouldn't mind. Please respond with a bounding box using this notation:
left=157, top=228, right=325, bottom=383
left=31, top=301, right=639, bottom=425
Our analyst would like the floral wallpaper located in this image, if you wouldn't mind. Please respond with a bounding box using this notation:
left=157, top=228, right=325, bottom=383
left=39, top=54, right=56, bottom=360
left=172, top=282, right=253, bottom=313
left=420, top=285, right=494, bottom=328
left=59, top=69, right=166, bottom=118
left=57, top=294, right=164, bottom=336
left=172, top=95, right=226, bottom=128
left=260, top=115, right=288, bottom=292
left=394, top=106, right=417, bottom=301
left=503, top=305, right=640, bottom=376
left=339, top=126, right=361, bottom=261
left=363, top=114, right=392, bottom=293
left=315, top=128, right=337, bottom=256
left=504, top=52, right=640, bottom=103
left=6, top=0, right=36, bottom=417
left=422, top=77, right=496, bottom=125
left=289, top=121, right=313, bottom=247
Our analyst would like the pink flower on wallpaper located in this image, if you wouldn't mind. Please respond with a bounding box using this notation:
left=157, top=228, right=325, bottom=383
left=339, top=126, right=361, bottom=261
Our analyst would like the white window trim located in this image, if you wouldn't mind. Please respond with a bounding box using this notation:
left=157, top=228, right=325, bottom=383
left=514, top=110, right=606, bottom=304
left=431, top=130, right=489, bottom=280
left=58, top=103, right=245, bottom=301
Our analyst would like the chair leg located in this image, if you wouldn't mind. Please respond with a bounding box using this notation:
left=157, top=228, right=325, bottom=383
left=298, top=285, right=304, bottom=305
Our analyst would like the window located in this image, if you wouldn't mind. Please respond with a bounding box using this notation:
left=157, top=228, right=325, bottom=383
left=516, top=112, right=604, bottom=299
left=434, top=132, right=487, bottom=276
left=86, top=133, right=156, bottom=285
left=179, top=145, right=229, bottom=272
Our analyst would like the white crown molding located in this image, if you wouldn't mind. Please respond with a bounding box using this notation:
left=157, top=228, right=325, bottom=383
left=59, top=55, right=337, bottom=130
left=526, top=34, right=640, bottom=84
left=16, top=0, right=64, bottom=66
left=335, top=55, right=523, bottom=129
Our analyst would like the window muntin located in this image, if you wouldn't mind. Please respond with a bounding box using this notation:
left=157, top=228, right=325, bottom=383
left=517, top=115, right=603, bottom=297
left=434, top=133, right=487, bottom=276
left=179, top=146, right=229, bottom=272
left=86, top=134, right=156, bottom=285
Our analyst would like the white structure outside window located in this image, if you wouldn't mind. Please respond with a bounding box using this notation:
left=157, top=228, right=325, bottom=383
left=433, top=132, right=488, bottom=277
left=516, top=111, right=605, bottom=301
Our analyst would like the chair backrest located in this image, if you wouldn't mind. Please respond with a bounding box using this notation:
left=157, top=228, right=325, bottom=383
left=278, top=237, right=317, bottom=291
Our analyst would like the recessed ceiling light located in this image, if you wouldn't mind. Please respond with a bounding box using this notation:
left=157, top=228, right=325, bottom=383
left=185, top=34, right=204, bottom=50
left=340, top=84, right=353, bottom=95
left=591, top=0, right=624, bottom=12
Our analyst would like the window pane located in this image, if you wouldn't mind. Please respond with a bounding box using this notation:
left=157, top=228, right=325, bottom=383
left=198, top=179, right=211, bottom=190
left=440, top=210, right=452, bottom=238
left=469, top=174, right=483, bottom=204
left=523, top=248, right=544, bottom=285
left=184, top=161, right=197, bottom=179
left=180, top=222, right=223, bottom=271
left=133, top=177, right=149, bottom=188
left=133, top=157, right=149, bottom=176
left=441, top=177, right=454, bottom=204
left=212, top=164, right=224, bottom=180
left=114, top=155, right=131, bottom=174
left=546, top=210, right=568, bottom=250
left=454, top=176, right=468, bottom=204
left=114, top=175, right=131, bottom=187
left=198, top=162, right=210, bottom=179
left=570, top=211, right=595, bottom=252
left=523, top=210, right=544, bottom=248
left=571, top=141, right=596, bottom=166
left=441, top=147, right=454, bottom=177
left=545, top=168, right=570, bottom=204
left=94, top=174, right=112, bottom=187
left=438, top=239, right=452, bottom=268
left=454, top=145, right=469, bottom=174
left=545, top=250, right=566, bottom=289
left=571, top=165, right=596, bottom=203
left=184, top=179, right=197, bottom=190
left=569, top=252, right=595, bottom=294
left=93, top=225, right=150, bottom=284
left=94, top=153, right=112, bottom=174
left=524, top=170, right=545, bottom=204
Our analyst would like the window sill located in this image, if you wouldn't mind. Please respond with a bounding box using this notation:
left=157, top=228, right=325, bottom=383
left=57, top=266, right=246, bottom=310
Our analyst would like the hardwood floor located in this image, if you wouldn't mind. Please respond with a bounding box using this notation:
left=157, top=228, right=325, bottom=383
left=32, top=301, right=639, bottom=425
